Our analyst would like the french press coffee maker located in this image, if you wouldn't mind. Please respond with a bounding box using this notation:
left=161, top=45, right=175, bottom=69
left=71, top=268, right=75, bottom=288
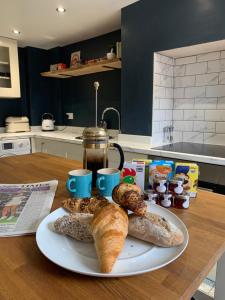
left=82, top=127, right=124, bottom=186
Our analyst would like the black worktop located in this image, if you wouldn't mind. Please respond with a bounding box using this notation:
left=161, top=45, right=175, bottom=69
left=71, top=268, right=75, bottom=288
left=153, top=143, right=225, bottom=159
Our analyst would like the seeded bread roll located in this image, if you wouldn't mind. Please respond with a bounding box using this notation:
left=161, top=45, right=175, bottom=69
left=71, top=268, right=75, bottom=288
left=112, top=183, right=147, bottom=216
left=54, top=213, right=93, bottom=242
left=128, top=212, right=184, bottom=247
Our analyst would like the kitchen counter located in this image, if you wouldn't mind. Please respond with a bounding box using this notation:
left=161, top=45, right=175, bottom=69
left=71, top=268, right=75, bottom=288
left=0, top=130, right=225, bottom=166
left=1, top=153, right=225, bottom=299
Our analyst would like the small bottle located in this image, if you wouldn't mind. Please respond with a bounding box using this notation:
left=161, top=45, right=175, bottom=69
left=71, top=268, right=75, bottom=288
left=174, top=193, right=190, bottom=209
left=153, top=178, right=167, bottom=194
left=169, top=178, right=184, bottom=195
left=145, top=190, right=159, bottom=205
left=160, top=192, right=173, bottom=208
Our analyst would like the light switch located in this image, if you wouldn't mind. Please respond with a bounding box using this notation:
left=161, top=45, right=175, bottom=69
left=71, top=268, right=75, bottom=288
left=66, top=112, right=74, bottom=120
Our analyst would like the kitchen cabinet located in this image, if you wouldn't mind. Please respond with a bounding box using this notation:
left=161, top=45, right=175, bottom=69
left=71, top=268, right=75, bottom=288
left=0, top=37, right=20, bottom=98
left=33, top=138, right=83, bottom=161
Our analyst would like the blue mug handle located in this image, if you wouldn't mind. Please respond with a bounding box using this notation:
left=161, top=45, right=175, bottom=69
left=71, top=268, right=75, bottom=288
left=66, top=178, right=76, bottom=193
left=96, top=176, right=105, bottom=191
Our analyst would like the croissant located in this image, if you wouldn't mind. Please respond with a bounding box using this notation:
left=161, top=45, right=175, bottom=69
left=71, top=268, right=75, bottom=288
left=112, top=183, right=147, bottom=216
left=62, top=196, right=108, bottom=214
left=90, top=203, right=128, bottom=273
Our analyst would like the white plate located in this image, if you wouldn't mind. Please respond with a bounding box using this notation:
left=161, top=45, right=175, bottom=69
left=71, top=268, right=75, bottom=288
left=36, top=203, right=189, bottom=277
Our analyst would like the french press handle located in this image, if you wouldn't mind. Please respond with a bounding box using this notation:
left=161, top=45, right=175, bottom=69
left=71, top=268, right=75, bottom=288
left=110, top=143, right=124, bottom=171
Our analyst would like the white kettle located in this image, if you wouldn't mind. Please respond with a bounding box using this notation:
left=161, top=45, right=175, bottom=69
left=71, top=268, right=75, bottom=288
left=41, top=113, right=55, bottom=131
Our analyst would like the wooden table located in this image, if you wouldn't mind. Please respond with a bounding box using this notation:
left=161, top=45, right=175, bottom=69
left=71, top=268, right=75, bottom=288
left=0, top=153, right=225, bottom=300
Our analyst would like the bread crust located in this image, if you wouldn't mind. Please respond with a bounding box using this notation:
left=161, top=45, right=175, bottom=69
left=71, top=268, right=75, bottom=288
left=128, top=212, right=184, bottom=247
left=90, top=203, right=128, bottom=273
left=62, top=196, right=108, bottom=214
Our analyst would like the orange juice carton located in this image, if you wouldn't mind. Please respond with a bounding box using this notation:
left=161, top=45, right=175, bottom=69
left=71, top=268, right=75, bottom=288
left=175, top=162, right=199, bottom=197
left=121, top=161, right=145, bottom=192
left=149, top=160, right=175, bottom=188
left=132, top=159, right=152, bottom=189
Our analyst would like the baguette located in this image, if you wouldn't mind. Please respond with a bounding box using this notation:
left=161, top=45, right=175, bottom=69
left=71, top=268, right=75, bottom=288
left=128, top=212, right=184, bottom=247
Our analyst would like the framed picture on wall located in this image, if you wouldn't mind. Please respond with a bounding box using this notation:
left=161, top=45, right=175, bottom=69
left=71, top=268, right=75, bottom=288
left=70, top=51, right=80, bottom=68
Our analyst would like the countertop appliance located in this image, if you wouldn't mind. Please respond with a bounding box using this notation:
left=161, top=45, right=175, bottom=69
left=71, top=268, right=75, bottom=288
left=5, top=116, right=30, bottom=133
left=41, top=113, right=55, bottom=131
left=0, top=138, right=31, bottom=158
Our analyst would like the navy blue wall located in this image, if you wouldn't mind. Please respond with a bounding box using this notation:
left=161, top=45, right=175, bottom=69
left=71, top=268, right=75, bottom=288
left=60, top=30, right=121, bottom=129
left=122, top=0, right=225, bottom=135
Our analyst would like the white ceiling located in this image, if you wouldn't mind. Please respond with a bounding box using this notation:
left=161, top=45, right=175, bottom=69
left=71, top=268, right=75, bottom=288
left=0, top=0, right=138, bottom=49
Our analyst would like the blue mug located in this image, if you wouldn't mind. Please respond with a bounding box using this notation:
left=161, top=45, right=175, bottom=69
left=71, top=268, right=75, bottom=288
left=96, top=168, right=120, bottom=197
left=66, top=169, right=92, bottom=198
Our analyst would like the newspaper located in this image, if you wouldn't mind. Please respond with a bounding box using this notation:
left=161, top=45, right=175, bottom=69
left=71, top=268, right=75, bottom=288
left=0, top=180, right=58, bottom=237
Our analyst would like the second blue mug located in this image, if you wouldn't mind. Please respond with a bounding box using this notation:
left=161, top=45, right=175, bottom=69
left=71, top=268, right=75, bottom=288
left=96, top=168, right=120, bottom=197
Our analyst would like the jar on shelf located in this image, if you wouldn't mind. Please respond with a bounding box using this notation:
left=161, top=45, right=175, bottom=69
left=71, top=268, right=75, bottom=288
left=168, top=178, right=184, bottom=195
left=174, top=193, right=190, bottom=209
left=159, top=192, right=173, bottom=208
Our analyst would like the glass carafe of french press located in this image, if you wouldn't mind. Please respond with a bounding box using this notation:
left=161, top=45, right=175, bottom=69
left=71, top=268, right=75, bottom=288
left=82, top=127, right=124, bottom=186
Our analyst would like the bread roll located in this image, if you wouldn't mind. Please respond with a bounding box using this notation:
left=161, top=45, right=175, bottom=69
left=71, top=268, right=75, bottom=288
left=54, top=213, right=93, bottom=242
left=128, top=212, right=184, bottom=247
left=112, top=183, right=147, bottom=216
left=90, top=203, right=128, bottom=273
left=62, top=196, right=108, bottom=214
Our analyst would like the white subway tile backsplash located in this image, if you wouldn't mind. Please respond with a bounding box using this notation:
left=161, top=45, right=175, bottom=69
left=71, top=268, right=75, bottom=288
left=174, top=120, right=193, bottom=131
left=175, top=75, right=195, bottom=88
left=174, top=98, right=194, bottom=109
left=160, top=55, right=174, bottom=65
left=173, top=110, right=184, bottom=120
left=197, top=51, right=220, bottom=62
left=154, top=74, right=173, bottom=87
left=174, top=88, right=185, bottom=98
left=173, top=131, right=183, bottom=143
left=153, top=110, right=165, bottom=121
left=176, top=56, right=196, bottom=65
left=159, top=98, right=173, bottom=109
left=183, top=131, right=204, bottom=143
left=196, top=73, right=218, bottom=86
left=185, top=62, right=207, bottom=75
left=204, top=133, right=225, bottom=146
left=174, top=65, right=185, bottom=76
left=221, top=51, right=225, bottom=59
left=185, top=86, right=205, bottom=98
left=155, top=62, right=173, bottom=76
left=152, top=121, right=160, bottom=133
left=193, top=121, right=215, bottom=132
left=219, top=72, right=225, bottom=84
left=184, top=110, right=204, bottom=121
left=154, top=86, right=166, bottom=98
left=194, top=97, right=217, bottom=109
left=205, top=110, right=225, bottom=121
left=165, top=110, right=173, bottom=121
left=165, top=87, right=173, bottom=98
left=208, top=59, right=225, bottom=73
left=218, top=97, right=225, bottom=109
left=206, top=85, right=225, bottom=97
left=153, top=97, right=160, bottom=109
left=216, top=122, right=225, bottom=133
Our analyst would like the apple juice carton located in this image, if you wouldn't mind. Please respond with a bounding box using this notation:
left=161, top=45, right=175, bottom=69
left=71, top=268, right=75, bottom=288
left=175, top=162, right=199, bottom=197
left=121, top=161, right=145, bottom=192
left=132, top=159, right=152, bottom=189
left=149, top=160, right=175, bottom=188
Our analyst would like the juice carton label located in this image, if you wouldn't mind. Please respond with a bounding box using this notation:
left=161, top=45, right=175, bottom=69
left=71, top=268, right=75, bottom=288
left=121, top=161, right=145, bottom=192
left=175, top=162, right=199, bottom=197
left=149, top=160, right=174, bottom=187
left=132, top=159, right=152, bottom=189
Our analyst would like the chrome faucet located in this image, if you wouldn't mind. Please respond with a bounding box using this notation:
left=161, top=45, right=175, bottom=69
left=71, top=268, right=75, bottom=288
left=101, top=107, right=121, bottom=133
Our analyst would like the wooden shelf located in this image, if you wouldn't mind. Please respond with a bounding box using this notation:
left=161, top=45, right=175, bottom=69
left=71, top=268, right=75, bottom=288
left=40, top=58, right=121, bottom=78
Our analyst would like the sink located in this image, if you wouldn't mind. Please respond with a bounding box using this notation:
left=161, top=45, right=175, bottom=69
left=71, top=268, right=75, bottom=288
left=75, top=136, right=114, bottom=140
